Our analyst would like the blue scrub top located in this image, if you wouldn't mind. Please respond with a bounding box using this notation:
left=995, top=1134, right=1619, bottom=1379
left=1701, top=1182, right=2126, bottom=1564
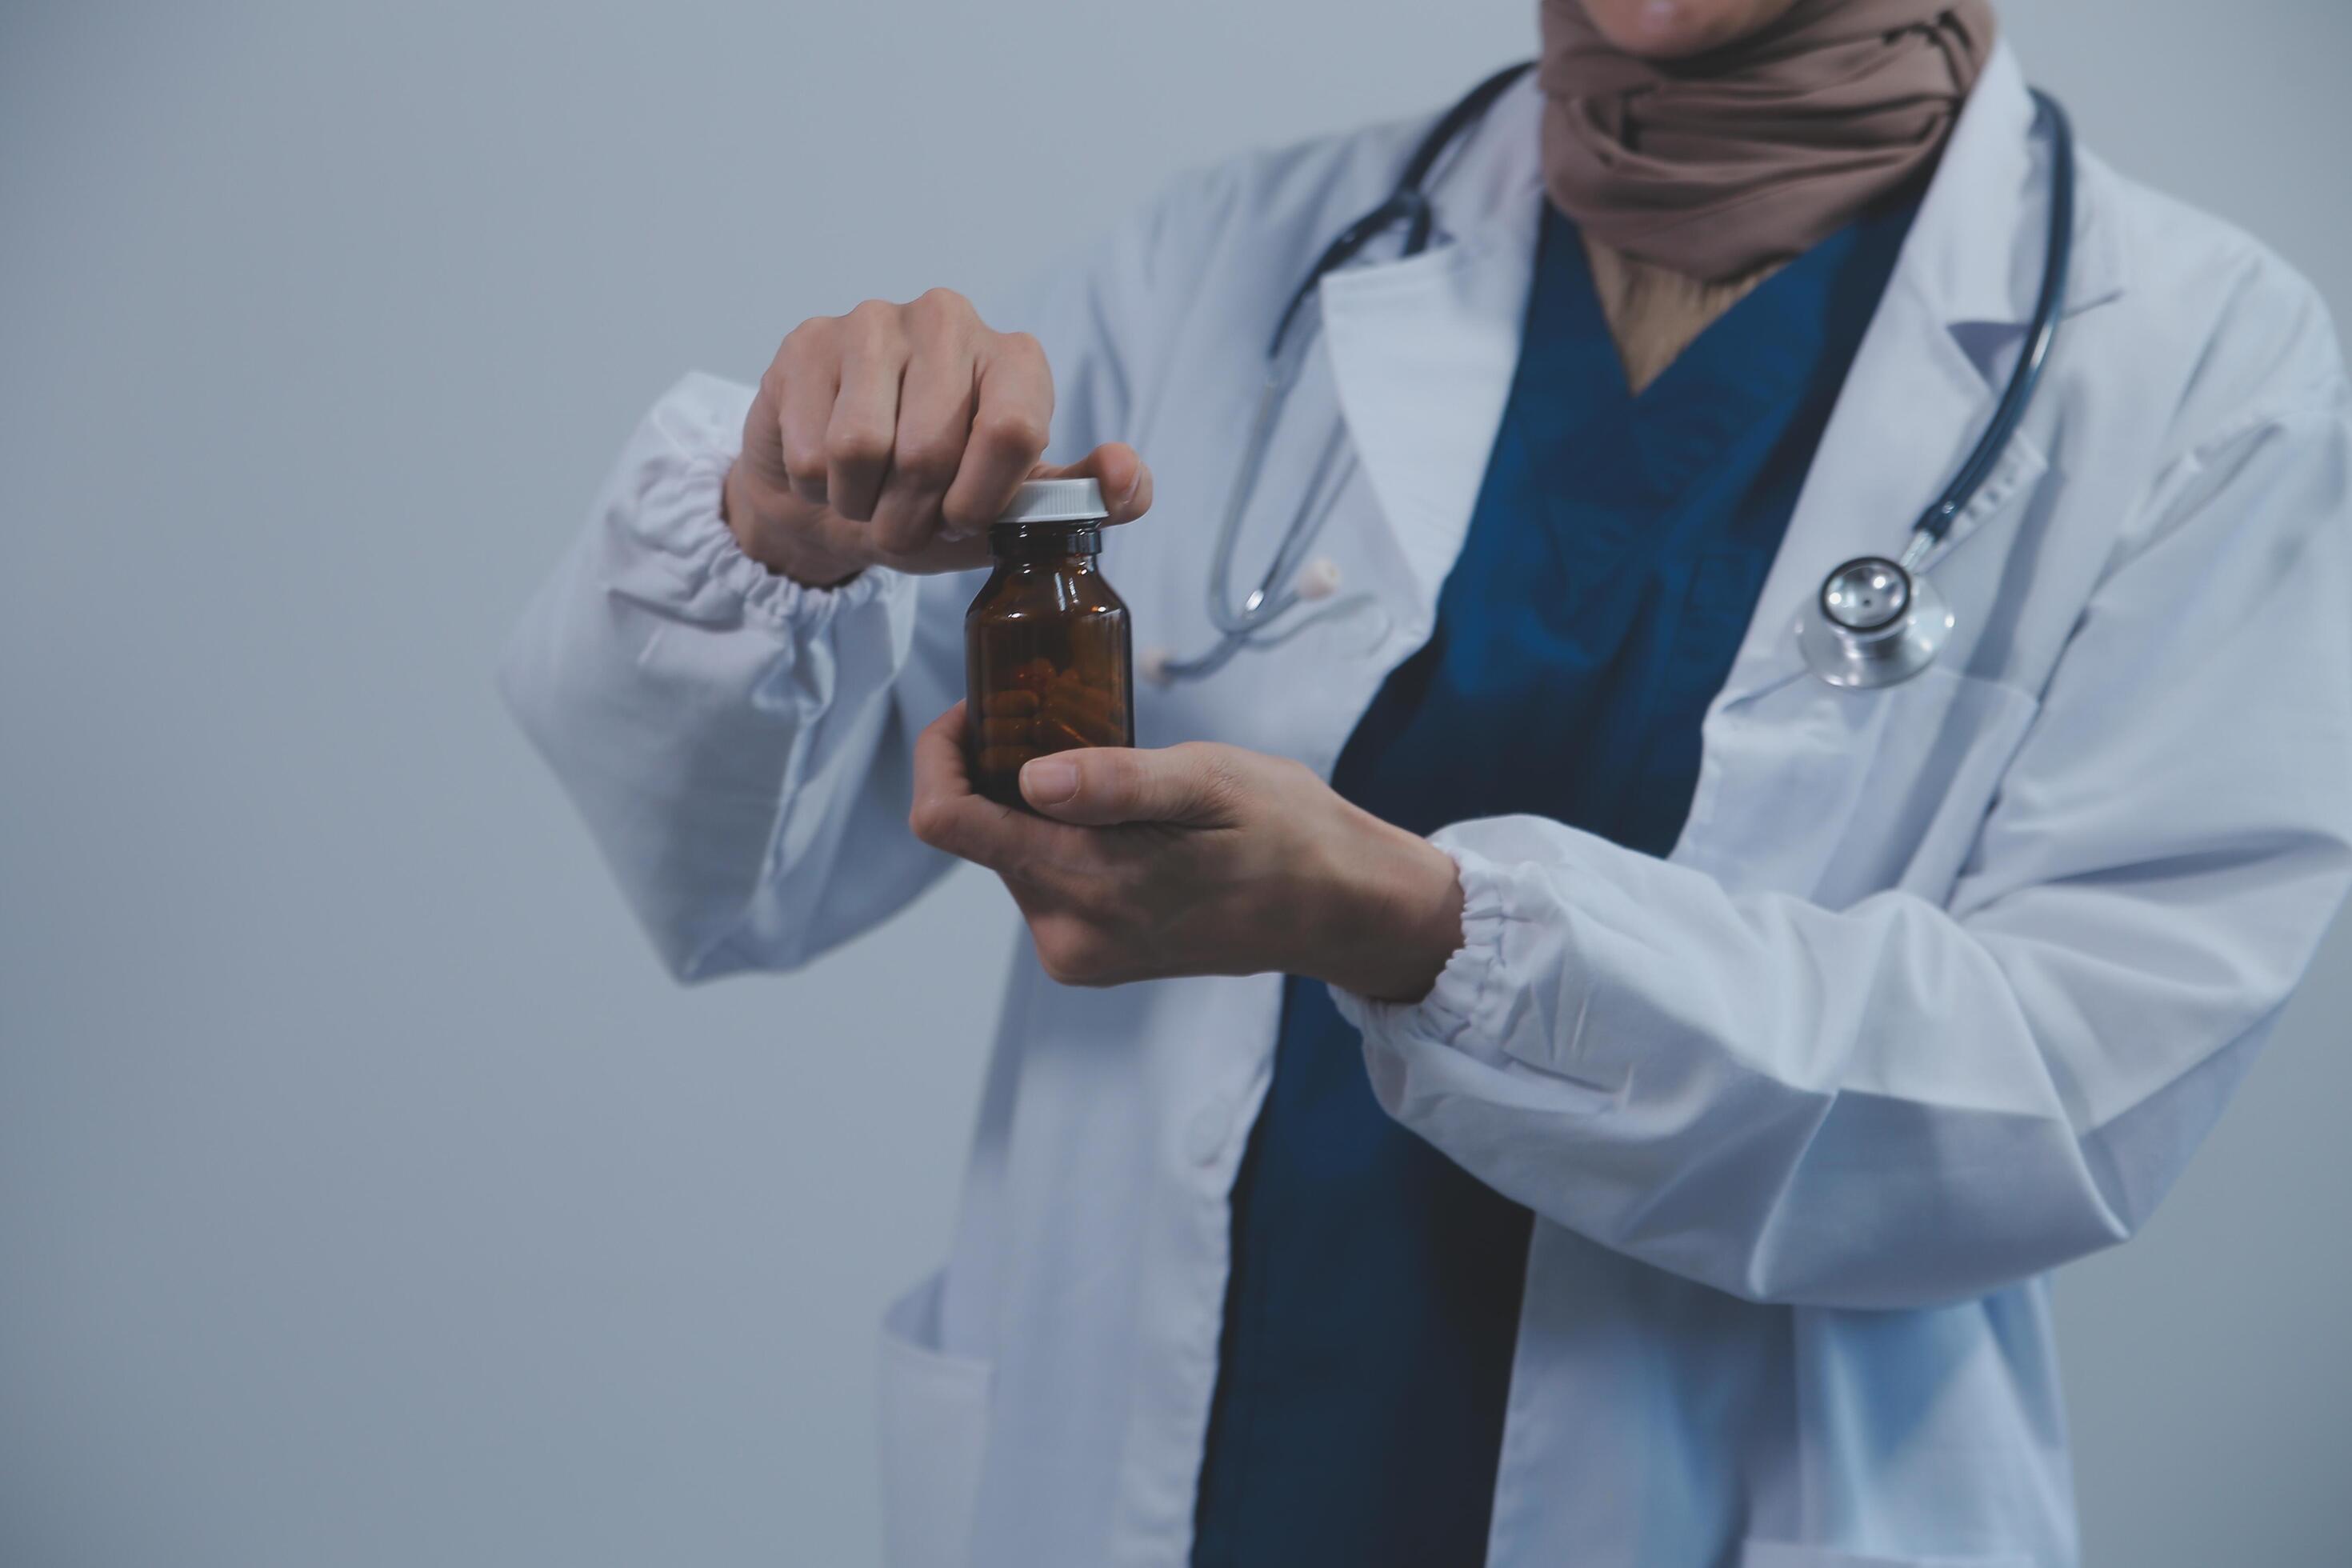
left=1190, top=190, right=1923, bottom=1568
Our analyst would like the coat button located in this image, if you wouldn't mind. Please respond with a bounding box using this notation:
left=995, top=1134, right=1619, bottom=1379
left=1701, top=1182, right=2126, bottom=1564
left=1184, top=1097, right=1237, bottom=1166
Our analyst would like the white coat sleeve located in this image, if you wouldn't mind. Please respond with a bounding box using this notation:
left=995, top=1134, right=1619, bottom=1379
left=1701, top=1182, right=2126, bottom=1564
left=1336, top=381, right=2352, bottom=1311
left=498, top=176, right=1212, bottom=982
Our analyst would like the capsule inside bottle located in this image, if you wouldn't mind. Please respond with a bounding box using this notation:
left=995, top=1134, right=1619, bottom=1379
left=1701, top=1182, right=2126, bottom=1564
left=965, top=480, right=1134, bottom=809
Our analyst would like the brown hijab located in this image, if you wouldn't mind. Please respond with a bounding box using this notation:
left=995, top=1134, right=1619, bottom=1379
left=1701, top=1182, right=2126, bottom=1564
left=1539, top=0, right=1998, bottom=282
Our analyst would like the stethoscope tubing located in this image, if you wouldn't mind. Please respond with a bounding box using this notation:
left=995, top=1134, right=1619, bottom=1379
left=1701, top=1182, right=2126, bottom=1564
left=1158, top=66, right=1535, bottom=685
left=1158, top=65, right=2074, bottom=690
left=1908, top=88, right=2075, bottom=557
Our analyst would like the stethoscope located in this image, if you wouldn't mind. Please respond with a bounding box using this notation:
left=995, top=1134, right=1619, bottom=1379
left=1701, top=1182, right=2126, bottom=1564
left=1148, top=60, right=2074, bottom=692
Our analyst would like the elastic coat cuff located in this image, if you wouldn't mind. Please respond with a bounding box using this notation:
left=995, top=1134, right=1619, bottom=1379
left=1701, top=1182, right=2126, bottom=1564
left=599, top=370, right=914, bottom=638
left=1330, top=836, right=1524, bottom=1072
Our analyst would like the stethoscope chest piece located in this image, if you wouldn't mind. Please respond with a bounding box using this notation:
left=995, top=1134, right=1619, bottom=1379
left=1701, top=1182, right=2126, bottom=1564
left=1798, top=555, right=1954, bottom=690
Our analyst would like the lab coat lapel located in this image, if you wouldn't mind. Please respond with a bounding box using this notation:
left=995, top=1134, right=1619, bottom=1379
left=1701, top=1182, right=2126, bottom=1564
left=1712, top=44, right=2117, bottom=709
left=1317, top=86, right=1546, bottom=623
left=1708, top=267, right=2033, bottom=707
left=1312, top=50, right=2122, bottom=707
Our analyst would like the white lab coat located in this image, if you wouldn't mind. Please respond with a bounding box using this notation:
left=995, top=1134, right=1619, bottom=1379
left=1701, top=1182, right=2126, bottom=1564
left=502, top=46, right=2352, bottom=1568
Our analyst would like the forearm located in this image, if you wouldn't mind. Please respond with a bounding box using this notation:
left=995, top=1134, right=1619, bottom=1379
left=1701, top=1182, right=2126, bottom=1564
left=1337, top=810, right=2350, bottom=1308
left=722, top=456, right=868, bottom=589
left=500, top=374, right=954, bottom=980
left=1339, top=826, right=2126, bottom=1306
left=1302, top=806, right=1466, bottom=1004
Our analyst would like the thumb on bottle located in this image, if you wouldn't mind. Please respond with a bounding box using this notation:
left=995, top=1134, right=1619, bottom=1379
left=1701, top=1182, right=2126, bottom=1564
left=1033, top=443, right=1153, bottom=525
left=1019, top=743, right=1231, bottom=828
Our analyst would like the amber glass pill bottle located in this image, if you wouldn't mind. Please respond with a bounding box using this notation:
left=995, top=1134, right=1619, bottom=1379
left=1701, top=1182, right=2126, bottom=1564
left=965, top=478, right=1134, bottom=808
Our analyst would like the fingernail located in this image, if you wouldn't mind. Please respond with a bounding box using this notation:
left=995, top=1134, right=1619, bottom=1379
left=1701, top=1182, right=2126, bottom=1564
left=1022, top=758, right=1078, bottom=806
left=1120, top=470, right=1143, bottom=510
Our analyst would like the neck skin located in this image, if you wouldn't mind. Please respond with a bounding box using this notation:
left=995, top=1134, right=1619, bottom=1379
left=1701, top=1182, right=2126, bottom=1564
left=1539, top=0, right=1994, bottom=384
left=1582, top=235, right=1778, bottom=394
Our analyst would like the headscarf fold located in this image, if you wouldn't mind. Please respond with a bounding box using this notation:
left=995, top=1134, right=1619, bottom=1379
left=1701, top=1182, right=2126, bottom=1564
left=1538, top=0, right=1998, bottom=281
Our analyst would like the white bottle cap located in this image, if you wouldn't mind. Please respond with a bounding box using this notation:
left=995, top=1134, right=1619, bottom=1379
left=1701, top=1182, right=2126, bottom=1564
left=994, top=477, right=1109, bottom=526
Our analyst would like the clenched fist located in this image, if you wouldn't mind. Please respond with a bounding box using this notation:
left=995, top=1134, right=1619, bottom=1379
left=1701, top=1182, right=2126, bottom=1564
left=722, top=289, right=1154, bottom=586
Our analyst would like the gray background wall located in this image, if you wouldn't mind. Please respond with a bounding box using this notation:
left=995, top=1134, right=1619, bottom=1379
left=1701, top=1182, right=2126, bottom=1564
left=3, top=2, right=2346, bottom=1562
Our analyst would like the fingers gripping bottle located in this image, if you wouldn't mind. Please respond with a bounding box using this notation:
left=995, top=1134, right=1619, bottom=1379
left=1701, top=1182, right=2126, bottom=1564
left=966, top=478, right=1135, bottom=807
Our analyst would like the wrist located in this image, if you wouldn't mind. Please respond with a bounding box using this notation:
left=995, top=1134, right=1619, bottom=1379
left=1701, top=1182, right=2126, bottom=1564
left=1306, top=810, right=1465, bottom=1003
left=722, top=460, right=868, bottom=589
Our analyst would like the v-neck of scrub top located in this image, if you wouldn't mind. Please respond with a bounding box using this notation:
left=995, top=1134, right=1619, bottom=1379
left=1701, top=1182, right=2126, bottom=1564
left=1190, top=187, right=1924, bottom=1568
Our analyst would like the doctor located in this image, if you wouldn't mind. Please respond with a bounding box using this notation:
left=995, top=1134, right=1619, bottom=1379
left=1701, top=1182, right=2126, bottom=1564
left=503, top=1, right=2352, bottom=1564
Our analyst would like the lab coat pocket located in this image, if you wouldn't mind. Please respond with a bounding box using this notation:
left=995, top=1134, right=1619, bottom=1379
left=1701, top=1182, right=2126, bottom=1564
left=1739, top=1542, right=2031, bottom=1568
left=1682, top=666, right=2040, bottom=906
left=878, top=1272, right=992, bottom=1568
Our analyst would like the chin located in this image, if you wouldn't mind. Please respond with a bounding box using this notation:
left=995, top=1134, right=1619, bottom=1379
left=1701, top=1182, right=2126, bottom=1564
left=1584, top=1, right=1777, bottom=61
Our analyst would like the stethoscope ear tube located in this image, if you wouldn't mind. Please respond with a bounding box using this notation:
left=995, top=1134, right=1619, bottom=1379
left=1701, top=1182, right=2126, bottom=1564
left=1206, top=386, right=1351, bottom=638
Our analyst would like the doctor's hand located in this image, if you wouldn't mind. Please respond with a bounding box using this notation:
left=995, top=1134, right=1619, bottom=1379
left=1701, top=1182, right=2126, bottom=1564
left=909, top=705, right=1466, bottom=1003
left=722, top=290, right=1154, bottom=588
